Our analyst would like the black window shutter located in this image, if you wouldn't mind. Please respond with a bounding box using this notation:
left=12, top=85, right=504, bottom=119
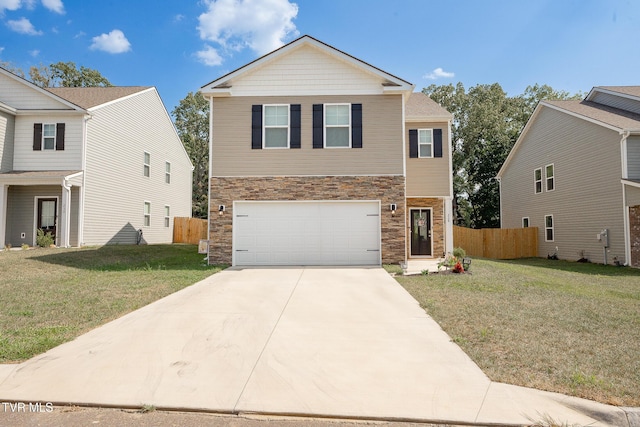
left=56, top=123, right=65, bottom=150
left=409, top=129, right=418, bottom=158
left=351, top=103, right=362, bottom=148
left=251, top=105, right=262, bottom=149
left=290, top=104, right=301, bottom=149
left=33, top=123, right=42, bottom=151
left=433, top=129, right=443, bottom=158
left=312, top=104, right=323, bottom=149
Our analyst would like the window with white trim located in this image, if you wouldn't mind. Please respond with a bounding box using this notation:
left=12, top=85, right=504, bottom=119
left=534, top=168, right=542, bottom=194
left=545, top=164, right=555, bottom=191
left=144, top=152, right=150, bottom=177
left=263, top=105, right=289, bottom=148
left=522, top=217, right=530, bottom=228
left=165, top=162, right=171, bottom=184
left=418, top=129, right=433, bottom=158
left=43, top=124, right=56, bottom=150
left=144, top=202, right=151, bottom=227
left=164, top=205, right=170, bottom=228
left=545, top=215, right=554, bottom=242
left=324, top=103, right=351, bottom=148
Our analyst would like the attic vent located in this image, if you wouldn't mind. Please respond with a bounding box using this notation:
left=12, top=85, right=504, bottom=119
left=214, top=84, right=232, bottom=89
left=382, top=81, right=401, bottom=87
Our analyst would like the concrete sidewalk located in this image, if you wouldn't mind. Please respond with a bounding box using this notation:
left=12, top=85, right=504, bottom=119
left=0, top=268, right=633, bottom=426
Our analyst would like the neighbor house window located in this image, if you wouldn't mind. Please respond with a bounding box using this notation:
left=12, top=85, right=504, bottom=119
left=418, top=129, right=433, bottom=158
left=144, top=152, right=150, bottom=177
left=324, top=103, right=351, bottom=148
left=545, top=164, right=555, bottom=191
left=43, top=124, right=56, bottom=150
left=164, top=205, right=170, bottom=228
left=522, top=217, right=530, bottom=228
left=263, top=104, right=289, bottom=148
left=545, top=215, right=554, bottom=242
left=534, top=168, right=542, bottom=194
left=144, top=202, right=151, bottom=227
left=165, top=162, right=171, bottom=184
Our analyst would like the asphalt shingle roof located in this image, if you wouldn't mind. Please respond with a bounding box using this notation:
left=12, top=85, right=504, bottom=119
left=544, top=99, right=640, bottom=130
left=46, top=86, right=150, bottom=109
left=405, top=92, right=452, bottom=120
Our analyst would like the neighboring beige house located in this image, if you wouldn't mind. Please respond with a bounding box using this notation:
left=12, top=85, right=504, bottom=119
left=0, top=67, right=193, bottom=248
left=497, top=86, right=640, bottom=267
left=200, top=35, right=454, bottom=266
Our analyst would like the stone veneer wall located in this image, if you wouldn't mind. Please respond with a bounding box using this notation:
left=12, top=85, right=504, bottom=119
left=406, top=197, right=445, bottom=258
left=630, top=205, right=640, bottom=267
left=209, top=175, right=406, bottom=265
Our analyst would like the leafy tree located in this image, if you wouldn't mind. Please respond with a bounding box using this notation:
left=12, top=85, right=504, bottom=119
left=172, top=92, right=209, bottom=218
left=29, top=61, right=112, bottom=87
left=0, top=61, right=25, bottom=78
left=424, top=82, right=582, bottom=228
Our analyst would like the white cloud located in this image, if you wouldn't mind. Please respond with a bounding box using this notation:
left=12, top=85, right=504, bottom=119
left=42, top=0, right=64, bottom=14
left=29, top=49, right=39, bottom=56
left=423, top=67, right=455, bottom=80
left=174, top=13, right=184, bottom=22
left=0, top=0, right=21, bottom=12
left=196, top=44, right=223, bottom=66
left=197, top=0, right=298, bottom=64
left=90, top=29, right=131, bottom=54
left=7, top=17, right=42, bottom=35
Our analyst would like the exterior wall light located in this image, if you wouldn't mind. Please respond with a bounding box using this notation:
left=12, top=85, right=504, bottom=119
left=390, top=203, right=397, bottom=215
left=218, top=205, right=225, bottom=216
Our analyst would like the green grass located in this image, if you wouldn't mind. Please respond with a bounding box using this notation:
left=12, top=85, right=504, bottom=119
left=0, top=244, right=225, bottom=363
left=396, top=258, right=640, bottom=406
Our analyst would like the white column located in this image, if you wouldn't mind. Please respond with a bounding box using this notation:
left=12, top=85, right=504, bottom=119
left=0, top=185, right=7, bottom=248
left=59, top=182, right=71, bottom=248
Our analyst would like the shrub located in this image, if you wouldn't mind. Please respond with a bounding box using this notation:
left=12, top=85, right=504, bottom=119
left=452, top=247, right=466, bottom=259
left=36, top=229, right=54, bottom=248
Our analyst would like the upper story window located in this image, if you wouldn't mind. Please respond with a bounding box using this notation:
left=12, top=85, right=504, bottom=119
left=144, top=152, right=150, bottom=177
left=165, top=162, right=171, bottom=184
left=522, top=217, right=530, bottom=228
left=33, top=123, right=65, bottom=151
left=545, top=164, right=555, bottom=191
left=263, top=105, right=289, bottom=148
left=534, top=168, right=542, bottom=194
left=324, top=104, right=351, bottom=148
left=43, top=124, right=56, bottom=150
left=418, top=129, right=433, bottom=158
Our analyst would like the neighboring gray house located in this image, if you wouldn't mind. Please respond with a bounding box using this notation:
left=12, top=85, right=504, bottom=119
left=497, top=86, right=640, bottom=267
left=201, top=35, right=454, bottom=266
left=0, top=67, right=193, bottom=248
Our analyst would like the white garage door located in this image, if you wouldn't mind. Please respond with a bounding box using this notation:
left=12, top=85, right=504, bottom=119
left=234, top=201, right=381, bottom=266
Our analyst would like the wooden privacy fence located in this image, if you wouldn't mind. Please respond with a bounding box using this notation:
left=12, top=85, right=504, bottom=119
left=173, top=217, right=207, bottom=245
left=453, top=226, right=538, bottom=259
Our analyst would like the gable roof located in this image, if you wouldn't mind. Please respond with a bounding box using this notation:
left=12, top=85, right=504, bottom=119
left=405, top=92, right=452, bottom=121
left=200, top=35, right=414, bottom=96
left=497, top=98, right=640, bottom=178
left=47, top=86, right=151, bottom=109
left=587, top=86, right=640, bottom=101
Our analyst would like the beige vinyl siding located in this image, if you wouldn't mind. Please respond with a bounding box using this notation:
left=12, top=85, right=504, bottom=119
left=626, top=136, right=640, bottom=179
left=212, top=95, right=403, bottom=176
left=13, top=115, right=84, bottom=171
left=0, top=110, right=14, bottom=172
left=405, top=121, right=451, bottom=197
left=229, top=45, right=386, bottom=96
left=500, top=106, right=625, bottom=264
left=0, top=74, right=72, bottom=110
left=83, top=89, right=192, bottom=245
left=625, top=185, right=640, bottom=207
left=590, top=91, right=640, bottom=115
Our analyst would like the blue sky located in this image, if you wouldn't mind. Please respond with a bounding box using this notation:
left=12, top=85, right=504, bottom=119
left=1, top=0, right=639, bottom=114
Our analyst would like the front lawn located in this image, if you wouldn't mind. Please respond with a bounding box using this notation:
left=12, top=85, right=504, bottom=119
left=0, top=245, right=224, bottom=363
left=396, top=258, right=640, bottom=406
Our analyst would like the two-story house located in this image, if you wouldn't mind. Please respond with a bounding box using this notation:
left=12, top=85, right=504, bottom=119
left=201, top=35, right=453, bottom=266
left=0, top=67, right=193, bottom=248
left=497, top=86, right=640, bottom=267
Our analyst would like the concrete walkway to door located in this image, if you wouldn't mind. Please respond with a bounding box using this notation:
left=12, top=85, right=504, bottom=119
left=0, top=268, right=632, bottom=426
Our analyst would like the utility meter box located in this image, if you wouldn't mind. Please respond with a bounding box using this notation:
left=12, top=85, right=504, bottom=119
left=597, top=229, right=609, bottom=248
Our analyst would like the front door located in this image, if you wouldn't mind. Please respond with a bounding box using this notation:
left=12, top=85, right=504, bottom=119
left=37, top=198, right=57, bottom=244
left=410, top=209, right=432, bottom=256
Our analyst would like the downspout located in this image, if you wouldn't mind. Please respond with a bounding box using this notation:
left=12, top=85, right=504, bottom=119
left=621, top=131, right=631, bottom=266
left=78, top=114, right=91, bottom=246
left=61, top=178, right=72, bottom=248
left=207, top=95, right=213, bottom=265
left=446, top=118, right=454, bottom=254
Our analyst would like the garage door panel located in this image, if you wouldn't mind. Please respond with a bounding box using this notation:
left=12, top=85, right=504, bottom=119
left=234, top=201, right=380, bottom=266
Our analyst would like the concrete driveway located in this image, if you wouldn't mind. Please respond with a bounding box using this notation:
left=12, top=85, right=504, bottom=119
left=0, top=268, right=631, bottom=426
